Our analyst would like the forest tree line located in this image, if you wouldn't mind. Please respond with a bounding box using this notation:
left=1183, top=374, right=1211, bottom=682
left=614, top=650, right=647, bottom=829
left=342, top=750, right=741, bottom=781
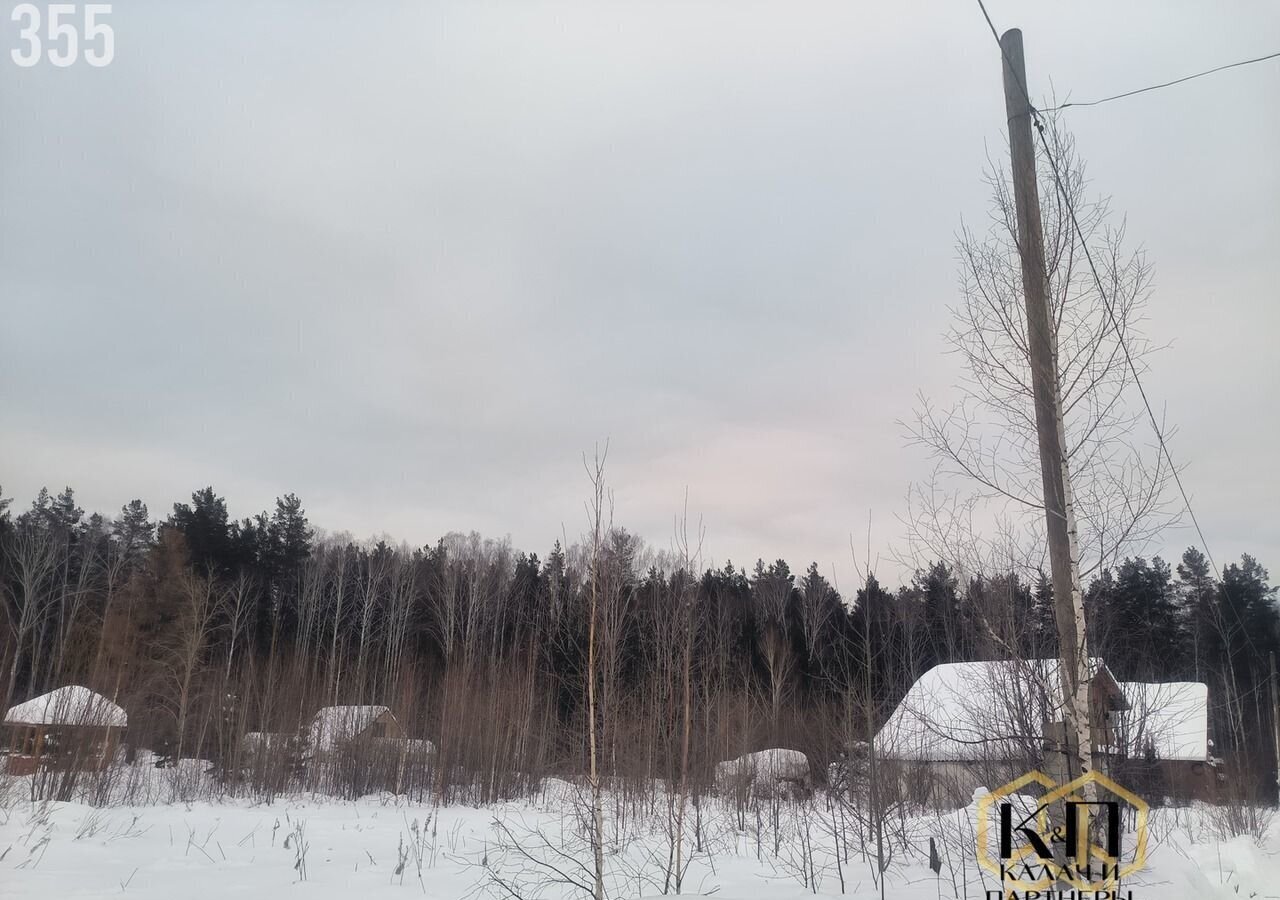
left=1, top=483, right=1276, bottom=801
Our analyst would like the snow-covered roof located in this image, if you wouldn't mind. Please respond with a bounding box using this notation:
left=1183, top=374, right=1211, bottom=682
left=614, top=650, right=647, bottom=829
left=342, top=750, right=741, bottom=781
left=4, top=686, right=127, bottom=729
left=308, top=705, right=395, bottom=751
left=715, top=749, right=810, bottom=781
left=875, top=659, right=1116, bottom=762
left=1116, top=682, right=1208, bottom=762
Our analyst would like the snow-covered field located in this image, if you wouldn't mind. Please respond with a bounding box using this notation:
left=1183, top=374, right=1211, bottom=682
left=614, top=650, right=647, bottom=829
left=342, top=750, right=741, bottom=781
left=1, top=768, right=1277, bottom=899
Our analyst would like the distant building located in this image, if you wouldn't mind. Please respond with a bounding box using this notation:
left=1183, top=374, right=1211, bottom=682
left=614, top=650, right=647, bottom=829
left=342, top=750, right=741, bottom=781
left=1114, top=681, right=1220, bottom=801
left=303, top=705, right=430, bottom=796
left=715, top=748, right=814, bottom=799
left=3, top=686, right=127, bottom=775
left=240, top=731, right=296, bottom=755
left=873, top=659, right=1128, bottom=806
left=875, top=660, right=1218, bottom=806
left=307, top=705, right=404, bottom=757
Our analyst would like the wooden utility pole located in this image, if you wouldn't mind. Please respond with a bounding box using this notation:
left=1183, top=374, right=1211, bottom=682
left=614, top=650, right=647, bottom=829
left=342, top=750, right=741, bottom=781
left=999, top=28, right=1095, bottom=790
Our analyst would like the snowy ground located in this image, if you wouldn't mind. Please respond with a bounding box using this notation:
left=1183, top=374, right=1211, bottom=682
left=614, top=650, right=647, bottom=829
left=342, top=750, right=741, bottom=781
left=1, top=769, right=1277, bottom=899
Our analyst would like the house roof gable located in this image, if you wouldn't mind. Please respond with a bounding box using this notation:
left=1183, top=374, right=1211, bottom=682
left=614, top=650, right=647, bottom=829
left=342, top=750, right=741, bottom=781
left=308, top=705, right=396, bottom=750
left=4, top=686, right=127, bottom=728
left=875, top=658, right=1120, bottom=762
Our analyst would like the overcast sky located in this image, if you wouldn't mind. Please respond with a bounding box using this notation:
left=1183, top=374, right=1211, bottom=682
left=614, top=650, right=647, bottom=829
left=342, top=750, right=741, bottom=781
left=2, top=1, right=1277, bottom=588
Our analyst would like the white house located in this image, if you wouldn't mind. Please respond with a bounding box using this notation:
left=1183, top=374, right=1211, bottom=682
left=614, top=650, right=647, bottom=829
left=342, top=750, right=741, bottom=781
left=874, top=660, right=1216, bottom=805
left=1116, top=682, right=1208, bottom=761
left=1114, top=681, right=1218, bottom=799
left=873, top=659, right=1127, bottom=805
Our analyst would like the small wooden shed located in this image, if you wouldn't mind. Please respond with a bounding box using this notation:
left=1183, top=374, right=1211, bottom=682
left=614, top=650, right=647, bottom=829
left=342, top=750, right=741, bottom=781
left=307, top=705, right=403, bottom=757
left=3, top=686, right=127, bottom=775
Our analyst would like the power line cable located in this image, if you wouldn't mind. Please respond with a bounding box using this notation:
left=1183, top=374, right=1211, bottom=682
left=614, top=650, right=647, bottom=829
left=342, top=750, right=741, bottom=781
left=1044, top=51, right=1280, bottom=112
left=977, top=0, right=1278, bottom=115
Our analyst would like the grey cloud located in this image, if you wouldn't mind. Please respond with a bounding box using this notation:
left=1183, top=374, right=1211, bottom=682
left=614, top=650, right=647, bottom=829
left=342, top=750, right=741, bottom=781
left=2, top=0, right=1277, bottom=585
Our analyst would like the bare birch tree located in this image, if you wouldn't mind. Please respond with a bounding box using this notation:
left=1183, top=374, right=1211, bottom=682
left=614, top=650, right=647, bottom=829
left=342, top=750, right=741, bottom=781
left=905, top=118, right=1175, bottom=584
left=751, top=560, right=797, bottom=735
left=583, top=446, right=609, bottom=900
left=2, top=523, right=59, bottom=714
left=669, top=498, right=704, bottom=895
left=167, top=567, right=217, bottom=766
